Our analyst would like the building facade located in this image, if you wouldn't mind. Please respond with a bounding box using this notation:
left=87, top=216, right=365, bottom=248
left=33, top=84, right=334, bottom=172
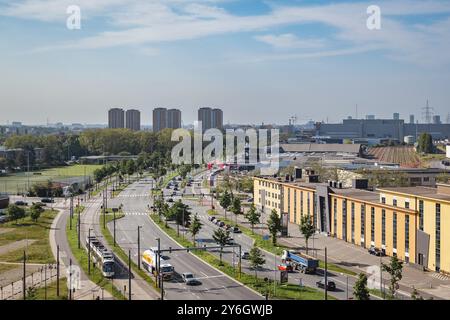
left=108, top=108, right=125, bottom=129
left=167, top=109, right=182, bottom=129
left=198, top=107, right=223, bottom=131
left=253, top=175, right=450, bottom=274
left=153, top=108, right=168, bottom=132
left=125, top=109, right=141, bottom=131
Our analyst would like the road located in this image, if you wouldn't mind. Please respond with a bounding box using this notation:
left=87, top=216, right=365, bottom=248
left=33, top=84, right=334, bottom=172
left=109, top=177, right=263, bottom=300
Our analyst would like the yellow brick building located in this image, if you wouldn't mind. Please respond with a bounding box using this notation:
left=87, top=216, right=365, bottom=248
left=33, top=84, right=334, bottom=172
left=253, top=176, right=450, bottom=274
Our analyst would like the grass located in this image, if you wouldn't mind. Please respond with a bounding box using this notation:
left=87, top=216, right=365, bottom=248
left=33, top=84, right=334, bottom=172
left=150, top=214, right=330, bottom=300
left=319, top=261, right=357, bottom=276
left=207, top=209, right=217, bottom=216
left=0, top=209, right=58, bottom=264
left=0, top=263, right=19, bottom=273
left=100, top=211, right=159, bottom=292
left=66, top=209, right=126, bottom=300
left=0, top=164, right=102, bottom=194
left=27, top=278, right=69, bottom=300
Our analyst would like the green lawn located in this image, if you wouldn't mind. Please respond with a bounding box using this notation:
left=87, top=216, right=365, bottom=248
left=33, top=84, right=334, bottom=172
left=66, top=209, right=126, bottom=300
left=150, top=214, right=329, bottom=300
left=0, top=164, right=102, bottom=194
left=319, top=261, right=357, bottom=276
left=0, top=209, right=58, bottom=263
left=27, top=278, right=69, bottom=300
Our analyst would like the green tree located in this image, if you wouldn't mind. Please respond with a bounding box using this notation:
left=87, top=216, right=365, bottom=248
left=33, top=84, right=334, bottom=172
left=244, top=204, right=261, bottom=233
left=353, top=273, right=370, bottom=300
left=267, top=209, right=282, bottom=245
left=230, top=197, right=242, bottom=225
left=417, top=133, right=434, bottom=154
left=219, top=190, right=232, bottom=219
left=382, top=256, right=403, bottom=299
left=7, top=204, right=26, bottom=224
left=30, top=203, right=45, bottom=222
left=249, top=245, right=266, bottom=280
left=299, top=215, right=315, bottom=254
left=169, top=200, right=191, bottom=236
left=212, top=228, right=232, bottom=265
left=189, top=214, right=203, bottom=244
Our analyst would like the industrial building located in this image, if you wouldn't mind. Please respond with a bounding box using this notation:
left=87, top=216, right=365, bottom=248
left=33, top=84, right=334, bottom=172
left=253, top=169, right=450, bottom=274
left=316, top=114, right=450, bottom=141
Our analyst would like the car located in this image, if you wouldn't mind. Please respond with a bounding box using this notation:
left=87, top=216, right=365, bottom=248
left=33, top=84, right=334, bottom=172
left=316, top=280, right=336, bottom=291
left=232, top=227, right=241, bottom=234
left=368, top=246, right=385, bottom=256
left=15, top=201, right=28, bottom=206
left=174, top=187, right=179, bottom=191
left=224, top=224, right=232, bottom=230
left=181, top=272, right=200, bottom=285
left=171, top=192, right=176, bottom=196
left=218, top=221, right=225, bottom=227
left=209, top=216, right=216, bottom=222
left=225, top=238, right=234, bottom=245
left=214, top=219, right=221, bottom=225
left=240, top=251, right=250, bottom=260
left=41, top=198, right=54, bottom=203
left=0, top=216, right=9, bottom=223
left=167, top=198, right=174, bottom=203
left=186, top=183, right=192, bottom=187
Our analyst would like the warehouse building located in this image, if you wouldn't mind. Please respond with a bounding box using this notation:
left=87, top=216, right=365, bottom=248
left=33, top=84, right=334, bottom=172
left=253, top=171, right=450, bottom=274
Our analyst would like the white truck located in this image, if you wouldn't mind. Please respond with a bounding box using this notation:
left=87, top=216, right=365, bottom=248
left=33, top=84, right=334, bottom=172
left=142, top=248, right=174, bottom=280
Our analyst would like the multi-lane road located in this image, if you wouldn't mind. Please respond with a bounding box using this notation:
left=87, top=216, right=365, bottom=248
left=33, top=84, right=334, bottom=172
left=108, top=177, right=263, bottom=300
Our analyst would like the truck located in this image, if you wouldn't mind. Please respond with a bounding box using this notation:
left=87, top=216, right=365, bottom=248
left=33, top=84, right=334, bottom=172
left=142, top=248, right=175, bottom=280
left=281, top=250, right=319, bottom=274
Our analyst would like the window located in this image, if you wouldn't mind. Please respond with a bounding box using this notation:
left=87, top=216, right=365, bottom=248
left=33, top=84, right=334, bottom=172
left=293, top=191, right=297, bottom=223
left=381, top=197, right=386, bottom=204
left=333, top=198, right=337, bottom=237
left=361, top=204, right=366, bottom=245
left=371, top=208, right=375, bottom=242
left=436, top=204, right=441, bottom=271
left=300, top=191, right=304, bottom=216
left=405, top=215, right=410, bottom=254
left=382, top=209, right=386, bottom=246
left=393, top=212, right=397, bottom=250
left=342, top=200, right=347, bottom=241
left=405, top=201, right=410, bottom=209
left=419, top=200, right=424, bottom=231
left=351, top=203, right=355, bottom=244
left=393, top=199, right=397, bottom=207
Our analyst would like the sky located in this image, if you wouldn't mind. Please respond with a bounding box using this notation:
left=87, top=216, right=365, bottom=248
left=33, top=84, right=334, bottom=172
left=1, top=0, right=450, bottom=126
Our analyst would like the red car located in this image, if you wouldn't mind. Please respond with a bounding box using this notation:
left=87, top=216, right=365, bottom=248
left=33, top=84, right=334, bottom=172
left=277, top=264, right=293, bottom=272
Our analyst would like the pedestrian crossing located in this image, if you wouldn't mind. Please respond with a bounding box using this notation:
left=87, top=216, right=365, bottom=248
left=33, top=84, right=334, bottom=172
left=123, top=212, right=149, bottom=216
left=117, top=194, right=149, bottom=198
left=431, top=272, right=450, bottom=281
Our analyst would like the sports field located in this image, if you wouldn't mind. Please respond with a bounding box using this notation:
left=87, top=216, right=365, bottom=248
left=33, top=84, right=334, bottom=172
left=0, top=164, right=102, bottom=194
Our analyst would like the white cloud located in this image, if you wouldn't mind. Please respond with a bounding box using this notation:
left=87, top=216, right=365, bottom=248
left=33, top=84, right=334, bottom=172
left=255, top=33, right=325, bottom=49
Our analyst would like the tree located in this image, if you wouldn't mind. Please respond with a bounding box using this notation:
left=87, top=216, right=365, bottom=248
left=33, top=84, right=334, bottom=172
left=230, top=197, right=242, bottom=225
left=417, top=133, right=434, bottom=154
left=249, top=245, right=266, bottom=280
left=30, top=203, right=44, bottom=222
left=353, top=273, right=370, bottom=300
left=382, top=256, right=403, bottom=299
left=244, top=204, right=261, bottom=233
left=267, top=209, right=282, bottom=245
left=219, top=190, right=232, bottom=219
left=6, top=204, right=26, bottom=224
left=189, top=214, right=203, bottom=244
left=299, top=215, right=315, bottom=254
left=169, top=200, right=191, bottom=236
left=411, top=287, right=424, bottom=300
left=212, top=228, right=231, bottom=265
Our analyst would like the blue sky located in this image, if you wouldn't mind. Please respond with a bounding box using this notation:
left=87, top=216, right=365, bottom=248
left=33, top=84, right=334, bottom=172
left=1, top=0, right=450, bottom=126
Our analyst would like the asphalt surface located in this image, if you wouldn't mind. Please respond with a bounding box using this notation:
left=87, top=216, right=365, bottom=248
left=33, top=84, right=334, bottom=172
left=109, top=177, right=263, bottom=300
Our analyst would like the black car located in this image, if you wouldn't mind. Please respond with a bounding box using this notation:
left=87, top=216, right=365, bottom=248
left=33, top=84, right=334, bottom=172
left=232, top=227, right=241, bottom=233
left=15, top=200, right=28, bottom=206
left=316, top=280, right=336, bottom=291
left=208, top=216, right=216, bottom=222
left=41, top=198, right=54, bottom=203
left=167, top=198, right=174, bottom=203
left=368, top=246, right=385, bottom=256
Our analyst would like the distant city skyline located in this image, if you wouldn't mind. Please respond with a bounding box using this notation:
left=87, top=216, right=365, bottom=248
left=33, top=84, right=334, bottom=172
left=1, top=0, right=450, bottom=125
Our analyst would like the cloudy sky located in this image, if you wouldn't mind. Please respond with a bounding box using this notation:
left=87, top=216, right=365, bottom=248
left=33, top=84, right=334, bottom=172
left=1, top=0, right=450, bottom=126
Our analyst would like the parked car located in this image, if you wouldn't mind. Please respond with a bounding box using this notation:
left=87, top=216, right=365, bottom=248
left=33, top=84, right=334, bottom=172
left=214, top=219, right=221, bottom=225
left=167, top=198, right=174, bottom=203
left=41, top=198, right=54, bottom=203
left=232, top=227, right=241, bottom=234
left=368, top=246, right=385, bottom=256
left=208, top=216, right=216, bottom=222
left=218, top=221, right=225, bottom=227
left=224, top=224, right=232, bottom=230
left=316, top=280, right=336, bottom=291
left=0, top=215, right=9, bottom=223
left=15, top=201, right=28, bottom=206
left=182, top=272, right=200, bottom=285
left=225, top=238, right=234, bottom=245
left=240, top=251, right=250, bottom=260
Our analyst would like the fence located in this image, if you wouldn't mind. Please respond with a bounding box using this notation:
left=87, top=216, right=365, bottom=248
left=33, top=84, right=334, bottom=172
left=0, top=264, right=59, bottom=300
